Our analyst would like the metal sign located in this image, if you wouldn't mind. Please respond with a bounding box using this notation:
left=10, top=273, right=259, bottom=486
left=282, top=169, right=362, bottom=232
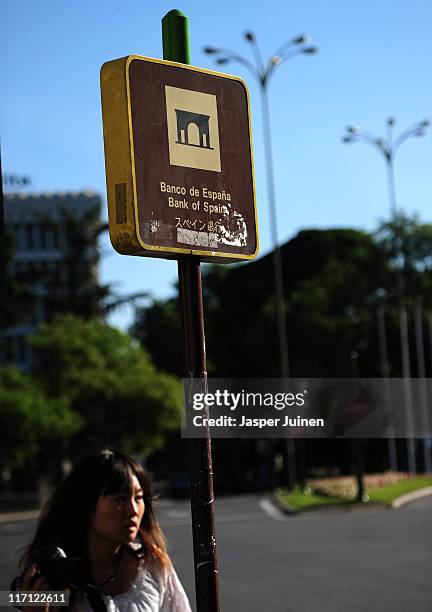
left=100, top=55, right=259, bottom=263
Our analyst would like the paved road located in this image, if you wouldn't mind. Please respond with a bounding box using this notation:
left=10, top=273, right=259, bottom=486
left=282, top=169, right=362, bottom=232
left=1, top=495, right=431, bottom=611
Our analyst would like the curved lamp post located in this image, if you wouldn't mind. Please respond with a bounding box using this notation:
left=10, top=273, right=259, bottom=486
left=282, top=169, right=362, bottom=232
left=342, top=118, right=429, bottom=229
left=342, top=118, right=430, bottom=474
left=204, top=33, right=318, bottom=380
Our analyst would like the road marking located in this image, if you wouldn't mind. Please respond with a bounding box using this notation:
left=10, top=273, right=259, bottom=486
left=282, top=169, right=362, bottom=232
left=162, top=497, right=291, bottom=525
left=165, top=509, right=190, bottom=518
left=258, top=499, right=289, bottom=521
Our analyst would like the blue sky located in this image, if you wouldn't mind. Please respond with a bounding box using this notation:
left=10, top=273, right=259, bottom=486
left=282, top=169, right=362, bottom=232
left=2, top=0, right=431, bottom=330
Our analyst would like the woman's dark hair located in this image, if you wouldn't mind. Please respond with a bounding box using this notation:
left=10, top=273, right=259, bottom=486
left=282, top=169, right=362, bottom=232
left=20, top=449, right=169, bottom=581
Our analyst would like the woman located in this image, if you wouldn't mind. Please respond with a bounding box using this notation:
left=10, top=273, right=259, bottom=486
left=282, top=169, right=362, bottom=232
left=15, top=449, right=192, bottom=612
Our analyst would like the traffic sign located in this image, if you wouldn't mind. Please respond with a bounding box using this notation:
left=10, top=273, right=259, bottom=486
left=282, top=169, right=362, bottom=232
left=100, top=55, right=259, bottom=262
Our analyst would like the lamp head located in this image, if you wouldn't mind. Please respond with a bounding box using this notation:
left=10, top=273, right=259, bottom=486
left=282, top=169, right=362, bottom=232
left=293, top=34, right=310, bottom=44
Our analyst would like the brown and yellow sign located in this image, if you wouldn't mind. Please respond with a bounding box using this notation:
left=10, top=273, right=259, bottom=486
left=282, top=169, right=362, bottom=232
left=100, top=55, right=259, bottom=262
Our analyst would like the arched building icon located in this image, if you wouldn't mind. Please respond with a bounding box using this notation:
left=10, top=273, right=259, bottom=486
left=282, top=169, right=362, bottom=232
left=165, top=86, right=221, bottom=171
left=175, top=109, right=214, bottom=150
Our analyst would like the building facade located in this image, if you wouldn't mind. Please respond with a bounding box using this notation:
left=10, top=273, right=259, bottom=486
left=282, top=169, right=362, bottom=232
left=2, top=191, right=102, bottom=369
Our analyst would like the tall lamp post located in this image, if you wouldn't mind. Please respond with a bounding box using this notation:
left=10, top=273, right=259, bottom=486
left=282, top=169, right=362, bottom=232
left=204, top=33, right=318, bottom=488
left=342, top=117, right=430, bottom=473
left=204, top=33, right=318, bottom=381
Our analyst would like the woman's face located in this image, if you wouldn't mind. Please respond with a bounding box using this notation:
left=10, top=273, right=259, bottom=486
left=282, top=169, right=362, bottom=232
left=90, top=473, right=145, bottom=545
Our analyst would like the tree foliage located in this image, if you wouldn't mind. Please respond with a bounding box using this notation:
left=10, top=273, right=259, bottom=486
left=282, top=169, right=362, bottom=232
left=134, top=219, right=432, bottom=380
left=0, top=366, right=80, bottom=471
left=30, top=315, right=182, bottom=457
left=375, top=212, right=432, bottom=303
left=133, top=217, right=432, bottom=484
left=133, top=228, right=392, bottom=378
left=131, top=298, right=183, bottom=377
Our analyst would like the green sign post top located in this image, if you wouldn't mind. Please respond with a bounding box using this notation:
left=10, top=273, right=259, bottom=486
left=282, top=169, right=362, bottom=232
left=162, top=9, right=191, bottom=63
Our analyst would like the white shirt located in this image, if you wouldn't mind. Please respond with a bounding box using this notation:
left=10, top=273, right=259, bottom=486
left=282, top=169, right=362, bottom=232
left=73, top=561, right=192, bottom=612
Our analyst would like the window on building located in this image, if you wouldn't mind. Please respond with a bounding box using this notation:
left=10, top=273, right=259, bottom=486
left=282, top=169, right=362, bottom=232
left=26, top=224, right=33, bottom=250
left=46, top=225, right=55, bottom=249
left=7, top=224, right=20, bottom=250
left=53, top=226, right=59, bottom=249
left=32, top=224, right=41, bottom=250
left=40, top=225, right=46, bottom=249
left=18, top=226, right=27, bottom=251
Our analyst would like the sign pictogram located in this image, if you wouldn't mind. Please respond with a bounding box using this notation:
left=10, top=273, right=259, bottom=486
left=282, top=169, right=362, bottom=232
left=100, top=55, right=258, bottom=262
left=175, top=110, right=212, bottom=148
left=165, top=86, right=221, bottom=172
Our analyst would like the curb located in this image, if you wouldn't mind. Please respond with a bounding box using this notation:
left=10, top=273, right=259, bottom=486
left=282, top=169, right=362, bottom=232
left=269, top=494, right=296, bottom=516
left=270, top=493, right=295, bottom=515
left=390, top=486, right=432, bottom=509
left=274, top=486, right=432, bottom=515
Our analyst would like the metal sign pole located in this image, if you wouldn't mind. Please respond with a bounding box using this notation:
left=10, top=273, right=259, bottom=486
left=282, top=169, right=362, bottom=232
left=162, top=10, right=220, bottom=612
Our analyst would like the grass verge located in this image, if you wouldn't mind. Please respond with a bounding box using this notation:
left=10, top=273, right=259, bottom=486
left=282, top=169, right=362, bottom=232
left=367, top=476, right=432, bottom=505
left=276, top=476, right=432, bottom=512
left=276, top=487, right=351, bottom=512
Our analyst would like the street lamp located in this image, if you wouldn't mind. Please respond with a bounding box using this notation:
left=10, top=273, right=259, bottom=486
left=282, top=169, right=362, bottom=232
left=342, top=117, right=430, bottom=474
left=204, top=32, right=318, bottom=489
left=204, top=32, right=318, bottom=380
left=342, top=118, right=429, bottom=228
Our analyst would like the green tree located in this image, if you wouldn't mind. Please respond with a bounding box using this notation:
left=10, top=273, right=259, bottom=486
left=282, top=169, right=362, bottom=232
left=0, top=366, right=80, bottom=472
left=131, top=297, right=183, bottom=376
left=30, top=315, right=182, bottom=458
left=133, top=229, right=391, bottom=378
left=132, top=219, right=432, bottom=485
left=375, top=212, right=432, bottom=303
left=196, top=229, right=389, bottom=378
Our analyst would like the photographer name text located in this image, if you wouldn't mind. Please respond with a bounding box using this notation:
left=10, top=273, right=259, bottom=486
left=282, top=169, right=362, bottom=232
left=192, top=415, right=324, bottom=429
